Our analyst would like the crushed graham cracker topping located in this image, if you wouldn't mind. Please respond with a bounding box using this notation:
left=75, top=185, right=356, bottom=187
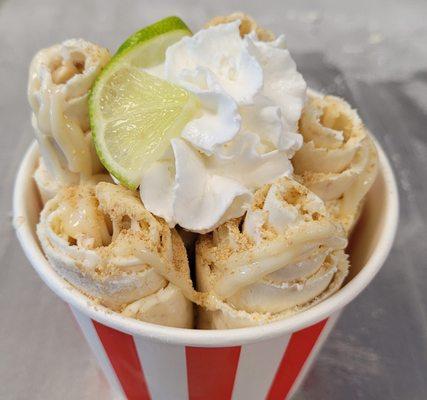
left=196, top=176, right=346, bottom=298
left=43, top=183, right=192, bottom=283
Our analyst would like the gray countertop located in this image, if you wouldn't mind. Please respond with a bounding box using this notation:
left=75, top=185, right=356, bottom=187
left=1, top=0, right=426, bottom=399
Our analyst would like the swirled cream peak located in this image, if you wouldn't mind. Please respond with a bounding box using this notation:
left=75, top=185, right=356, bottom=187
left=140, top=20, right=307, bottom=233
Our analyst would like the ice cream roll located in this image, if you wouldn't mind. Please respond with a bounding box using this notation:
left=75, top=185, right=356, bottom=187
left=196, top=177, right=349, bottom=329
left=205, top=12, right=275, bottom=41
left=33, top=156, right=113, bottom=205
left=293, top=94, right=378, bottom=233
left=37, top=182, right=194, bottom=328
left=33, top=157, right=63, bottom=205
left=28, top=39, right=110, bottom=186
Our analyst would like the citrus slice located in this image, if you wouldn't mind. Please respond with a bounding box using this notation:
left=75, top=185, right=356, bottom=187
left=90, top=17, right=198, bottom=189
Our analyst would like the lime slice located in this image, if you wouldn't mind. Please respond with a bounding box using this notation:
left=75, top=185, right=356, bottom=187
left=90, top=17, right=199, bottom=189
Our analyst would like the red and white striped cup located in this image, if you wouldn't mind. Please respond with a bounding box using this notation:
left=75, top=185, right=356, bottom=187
left=14, top=140, right=398, bottom=400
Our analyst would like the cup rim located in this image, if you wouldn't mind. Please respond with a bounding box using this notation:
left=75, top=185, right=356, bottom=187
left=13, top=138, right=398, bottom=346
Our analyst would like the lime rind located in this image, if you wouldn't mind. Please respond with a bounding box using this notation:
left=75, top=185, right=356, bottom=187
left=116, top=16, right=190, bottom=56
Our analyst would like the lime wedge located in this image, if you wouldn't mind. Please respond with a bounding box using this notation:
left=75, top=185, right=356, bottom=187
left=90, top=17, right=198, bottom=189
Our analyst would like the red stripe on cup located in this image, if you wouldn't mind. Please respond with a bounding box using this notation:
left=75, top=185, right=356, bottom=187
left=92, top=320, right=151, bottom=400
left=186, top=346, right=241, bottom=400
left=267, top=319, right=328, bottom=400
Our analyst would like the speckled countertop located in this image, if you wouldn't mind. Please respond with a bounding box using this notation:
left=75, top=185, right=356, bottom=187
left=1, top=1, right=426, bottom=399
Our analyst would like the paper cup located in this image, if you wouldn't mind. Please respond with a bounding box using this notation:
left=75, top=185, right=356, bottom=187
left=13, top=140, right=398, bottom=400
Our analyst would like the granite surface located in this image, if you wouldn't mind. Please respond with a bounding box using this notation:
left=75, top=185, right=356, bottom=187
left=1, top=0, right=426, bottom=399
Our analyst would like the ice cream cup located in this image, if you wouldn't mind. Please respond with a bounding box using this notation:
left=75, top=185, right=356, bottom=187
left=13, top=139, right=398, bottom=400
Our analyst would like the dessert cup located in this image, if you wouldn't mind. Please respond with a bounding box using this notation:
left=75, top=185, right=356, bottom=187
left=14, top=132, right=398, bottom=399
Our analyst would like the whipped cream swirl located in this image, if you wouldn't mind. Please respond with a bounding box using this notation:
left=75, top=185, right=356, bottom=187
left=140, top=21, right=307, bottom=233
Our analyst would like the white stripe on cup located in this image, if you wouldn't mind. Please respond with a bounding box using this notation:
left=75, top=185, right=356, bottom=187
left=232, top=334, right=291, bottom=400
left=133, top=337, right=188, bottom=400
left=288, top=311, right=342, bottom=398
left=70, top=307, right=126, bottom=400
